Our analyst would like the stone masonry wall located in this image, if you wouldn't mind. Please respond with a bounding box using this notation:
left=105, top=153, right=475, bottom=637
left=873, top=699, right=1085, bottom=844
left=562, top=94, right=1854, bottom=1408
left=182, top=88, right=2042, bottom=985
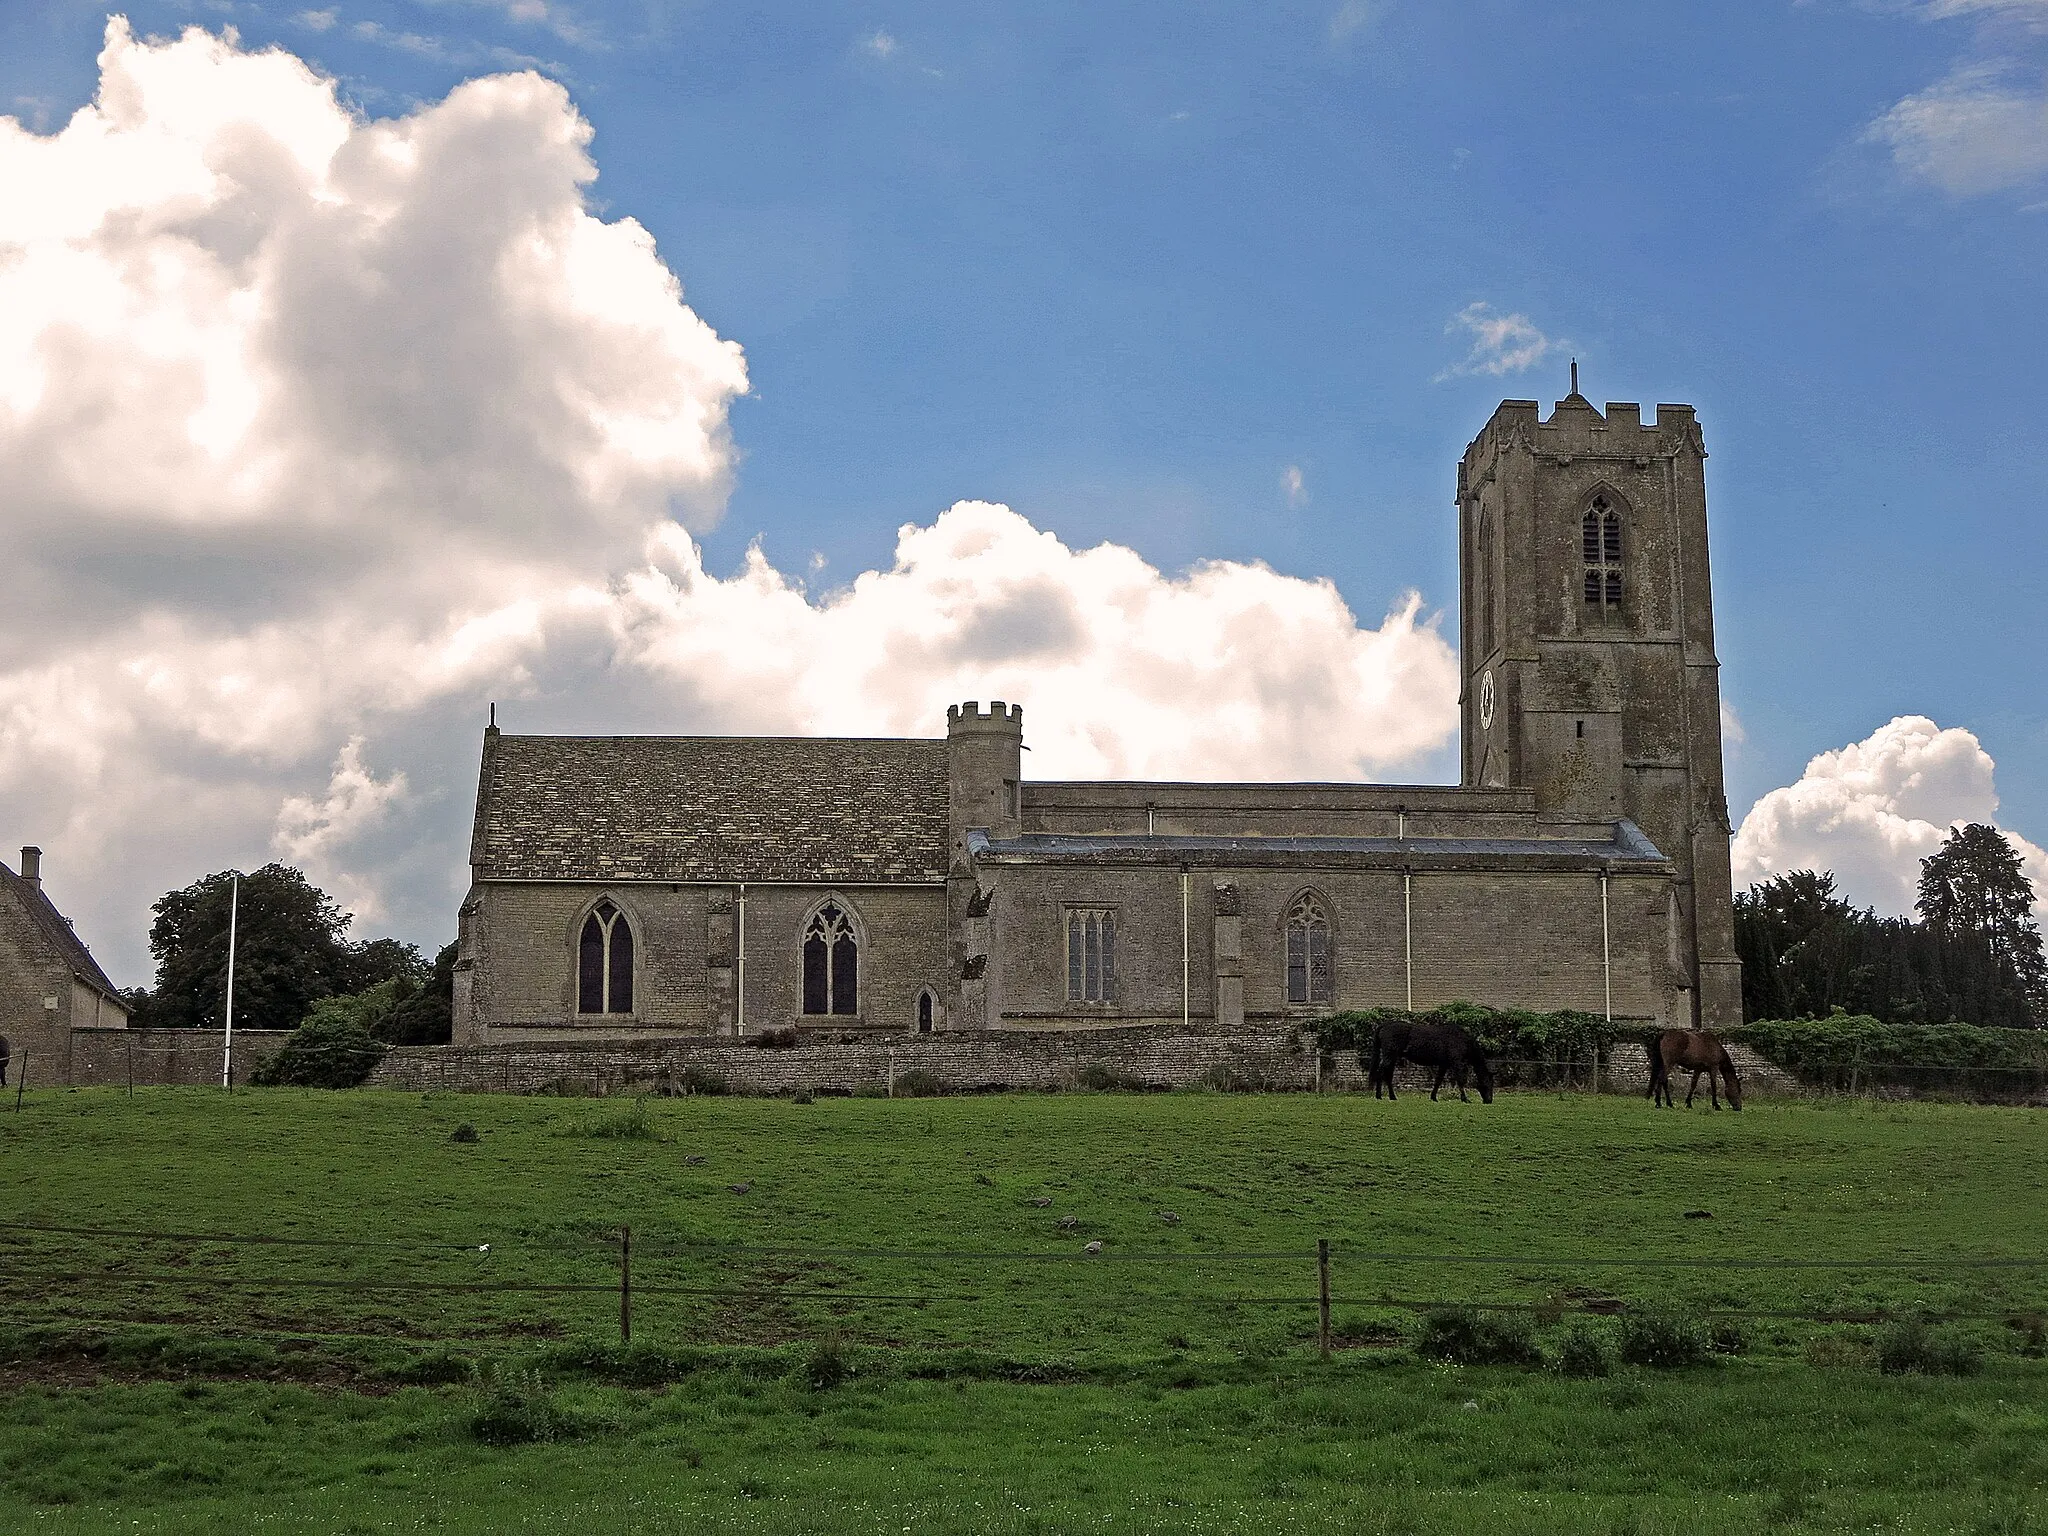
left=67, top=1027, right=295, bottom=1087
left=363, top=1026, right=1802, bottom=1100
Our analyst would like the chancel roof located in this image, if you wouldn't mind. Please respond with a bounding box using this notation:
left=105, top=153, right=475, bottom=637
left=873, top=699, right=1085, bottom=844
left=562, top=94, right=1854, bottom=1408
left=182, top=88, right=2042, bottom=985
left=471, top=733, right=949, bottom=885
left=0, top=862, right=124, bottom=1000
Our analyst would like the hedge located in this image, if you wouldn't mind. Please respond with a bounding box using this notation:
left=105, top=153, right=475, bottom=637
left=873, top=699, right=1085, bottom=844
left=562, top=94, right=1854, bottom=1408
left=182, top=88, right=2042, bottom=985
left=1727, top=1014, right=2048, bottom=1097
left=1305, top=1005, right=2048, bottom=1098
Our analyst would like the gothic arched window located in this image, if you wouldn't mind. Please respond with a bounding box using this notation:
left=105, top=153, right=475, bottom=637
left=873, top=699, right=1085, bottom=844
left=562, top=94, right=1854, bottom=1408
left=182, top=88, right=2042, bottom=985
left=917, top=990, right=935, bottom=1034
left=802, top=901, right=859, bottom=1016
left=577, top=900, right=634, bottom=1015
left=1582, top=497, right=1623, bottom=609
left=1285, top=894, right=1333, bottom=1005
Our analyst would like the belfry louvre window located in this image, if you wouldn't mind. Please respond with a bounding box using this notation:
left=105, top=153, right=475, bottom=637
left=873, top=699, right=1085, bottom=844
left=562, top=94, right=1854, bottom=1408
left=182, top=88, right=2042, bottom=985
left=577, top=900, right=634, bottom=1014
left=802, top=902, right=859, bottom=1016
left=1582, top=498, right=1623, bottom=608
left=1286, top=894, right=1333, bottom=1005
left=1066, top=909, right=1116, bottom=1003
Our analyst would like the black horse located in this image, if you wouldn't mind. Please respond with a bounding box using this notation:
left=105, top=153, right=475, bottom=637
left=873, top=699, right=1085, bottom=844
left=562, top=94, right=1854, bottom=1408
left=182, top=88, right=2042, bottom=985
left=1369, top=1020, right=1495, bottom=1104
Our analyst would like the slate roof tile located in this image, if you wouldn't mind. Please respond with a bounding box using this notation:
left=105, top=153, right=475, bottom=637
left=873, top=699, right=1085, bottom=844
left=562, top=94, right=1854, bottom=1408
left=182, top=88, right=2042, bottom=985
left=471, top=734, right=949, bottom=884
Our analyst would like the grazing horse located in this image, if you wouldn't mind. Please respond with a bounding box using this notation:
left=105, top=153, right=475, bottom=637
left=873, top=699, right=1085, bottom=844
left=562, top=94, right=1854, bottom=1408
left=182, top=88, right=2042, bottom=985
left=1369, top=1020, right=1495, bottom=1104
left=1647, top=1030, right=1742, bottom=1111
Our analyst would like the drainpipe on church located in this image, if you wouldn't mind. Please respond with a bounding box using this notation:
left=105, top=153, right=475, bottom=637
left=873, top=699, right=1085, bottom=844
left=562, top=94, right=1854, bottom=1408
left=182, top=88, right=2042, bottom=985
left=1599, top=869, right=1612, bottom=1022
left=1179, top=865, right=1190, bottom=1029
left=1402, top=869, right=1414, bottom=1010
left=736, top=883, right=747, bottom=1037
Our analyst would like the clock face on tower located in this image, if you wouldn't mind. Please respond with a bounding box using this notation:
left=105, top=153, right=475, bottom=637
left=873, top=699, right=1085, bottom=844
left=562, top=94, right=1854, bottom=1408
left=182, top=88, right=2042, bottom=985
left=1478, top=669, right=1495, bottom=730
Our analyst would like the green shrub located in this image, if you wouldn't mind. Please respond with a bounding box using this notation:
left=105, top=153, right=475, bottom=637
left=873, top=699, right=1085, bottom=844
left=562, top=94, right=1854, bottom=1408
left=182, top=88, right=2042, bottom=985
left=805, top=1333, right=850, bottom=1389
left=1414, top=1308, right=1541, bottom=1367
left=1874, top=1319, right=1982, bottom=1376
left=892, top=1068, right=947, bottom=1098
left=1074, top=1061, right=1131, bottom=1092
left=248, top=1013, right=385, bottom=1088
left=467, top=1364, right=575, bottom=1445
left=1708, top=1319, right=1750, bottom=1356
left=674, top=1066, right=728, bottom=1096
left=1802, top=1332, right=1873, bottom=1370
left=1729, top=1016, right=2048, bottom=1098
left=1550, top=1319, right=1615, bottom=1377
left=1617, top=1311, right=1711, bottom=1368
left=1196, top=1061, right=1274, bottom=1092
left=560, top=1096, right=664, bottom=1141
left=385, top=1347, right=473, bottom=1385
left=1307, top=1004, right=1623, bottom=1089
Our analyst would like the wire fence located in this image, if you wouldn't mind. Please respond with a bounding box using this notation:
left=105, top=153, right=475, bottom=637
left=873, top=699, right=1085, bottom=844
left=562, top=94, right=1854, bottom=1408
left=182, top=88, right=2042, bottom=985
left=4, top=1216, right=2045, bottom=1357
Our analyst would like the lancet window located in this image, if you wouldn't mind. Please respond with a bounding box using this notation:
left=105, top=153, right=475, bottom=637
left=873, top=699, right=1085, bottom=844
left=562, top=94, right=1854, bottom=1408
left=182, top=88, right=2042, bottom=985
left=1582, top=497, right=1624, bottom=609
left=802, top=901, right=860, bottom=1016
left=1285, top=894, right=1333, bottom=1006
left=577, top=899, right=634, bottom=1015
left=1066, top=909, right=1116, bottom=1003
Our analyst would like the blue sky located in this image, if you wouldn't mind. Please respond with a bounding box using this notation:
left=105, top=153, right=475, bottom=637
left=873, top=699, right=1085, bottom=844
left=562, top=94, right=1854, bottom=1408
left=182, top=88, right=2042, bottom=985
left=3, top=1, right=2045, bottom=971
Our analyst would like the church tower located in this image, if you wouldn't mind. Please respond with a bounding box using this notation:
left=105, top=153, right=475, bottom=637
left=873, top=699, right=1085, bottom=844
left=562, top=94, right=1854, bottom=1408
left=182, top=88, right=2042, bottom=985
left=1456, top=377, right=1742, bottom=1029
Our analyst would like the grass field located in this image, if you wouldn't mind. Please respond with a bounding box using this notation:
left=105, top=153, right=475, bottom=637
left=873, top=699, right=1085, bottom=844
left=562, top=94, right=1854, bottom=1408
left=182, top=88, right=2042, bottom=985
left=1, top=1086, right=2045, bottom=1532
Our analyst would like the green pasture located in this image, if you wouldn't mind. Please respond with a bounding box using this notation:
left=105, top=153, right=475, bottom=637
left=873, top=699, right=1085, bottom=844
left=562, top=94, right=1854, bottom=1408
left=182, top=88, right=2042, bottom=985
left=0, top=1087, right=2044, bottom=1532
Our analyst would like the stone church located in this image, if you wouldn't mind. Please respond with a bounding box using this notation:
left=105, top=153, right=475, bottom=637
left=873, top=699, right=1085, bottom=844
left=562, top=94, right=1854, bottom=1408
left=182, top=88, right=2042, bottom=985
left=453, top=389, right=1741, bottom=1044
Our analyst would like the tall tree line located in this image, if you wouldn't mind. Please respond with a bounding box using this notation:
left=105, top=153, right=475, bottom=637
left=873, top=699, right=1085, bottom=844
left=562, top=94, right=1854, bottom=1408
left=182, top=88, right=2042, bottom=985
left=1736, top=824, right=2046, bottom=1028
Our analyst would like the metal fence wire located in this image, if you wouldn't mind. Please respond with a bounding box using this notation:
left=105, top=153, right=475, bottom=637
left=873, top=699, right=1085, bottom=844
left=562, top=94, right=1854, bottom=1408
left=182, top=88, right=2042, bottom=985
left=4, top=1218, right=2046, bottom=1357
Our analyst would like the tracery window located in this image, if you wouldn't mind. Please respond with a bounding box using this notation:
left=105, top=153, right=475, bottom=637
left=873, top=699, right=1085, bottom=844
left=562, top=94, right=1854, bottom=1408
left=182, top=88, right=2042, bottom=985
left=1285, top=894, right=1333, bottom=1006
left=577, top=900, right=634, bottom=1015
left=1066, top=909, right=1116, bottom=1003
left=802, top=901, right=859, bottom=1016
left=1582, top=497, right=1623, bottom=609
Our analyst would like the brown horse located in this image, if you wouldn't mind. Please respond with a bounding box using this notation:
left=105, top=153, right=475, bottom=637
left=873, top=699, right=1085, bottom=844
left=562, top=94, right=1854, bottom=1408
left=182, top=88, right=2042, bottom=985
left=1647, top=1030, right=1742, bottom=1111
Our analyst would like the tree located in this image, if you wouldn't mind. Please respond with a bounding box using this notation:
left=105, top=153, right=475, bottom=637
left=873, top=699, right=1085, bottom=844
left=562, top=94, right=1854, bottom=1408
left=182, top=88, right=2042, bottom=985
left=1917, top=824, right=2047, bottom=1026
left=1732, top=864, right=2034, bottom=1028
left=131, top=864, right=451, bottom=1035
left=379, top=942, right=457, bottom=1045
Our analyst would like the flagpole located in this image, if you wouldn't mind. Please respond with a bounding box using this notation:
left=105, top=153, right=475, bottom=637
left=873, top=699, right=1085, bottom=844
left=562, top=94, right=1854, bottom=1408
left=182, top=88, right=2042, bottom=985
left=221, top=873, right=239, bottom=1089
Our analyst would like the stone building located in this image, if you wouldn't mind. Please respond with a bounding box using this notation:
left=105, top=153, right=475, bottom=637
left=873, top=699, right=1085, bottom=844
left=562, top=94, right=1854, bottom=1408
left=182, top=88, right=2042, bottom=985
left=1, top=846, right=130, bottom=1080
left=454, top=389, right=1740, bottom=1043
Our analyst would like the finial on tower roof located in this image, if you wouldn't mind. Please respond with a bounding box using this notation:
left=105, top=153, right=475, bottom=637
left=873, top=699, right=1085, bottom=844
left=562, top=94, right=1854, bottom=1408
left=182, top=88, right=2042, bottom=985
left=1570, top=358, right=1578, bottom=395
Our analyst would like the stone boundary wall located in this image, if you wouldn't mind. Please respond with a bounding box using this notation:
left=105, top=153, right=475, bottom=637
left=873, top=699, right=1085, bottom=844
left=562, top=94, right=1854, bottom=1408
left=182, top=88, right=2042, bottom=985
left=67, top=1027, right=295, bottom=1087
left=363, top=1028, right=1806, bottom=1100
left=45, top=1027, right=2000, bottom=1103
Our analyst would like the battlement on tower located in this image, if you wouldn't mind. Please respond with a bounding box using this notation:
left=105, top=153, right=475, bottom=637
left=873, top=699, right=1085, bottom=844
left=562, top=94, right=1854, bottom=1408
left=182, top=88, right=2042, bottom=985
left=1460, top=397, right=1706, bottom=495
left=947, top=701, right=1024, bottom=734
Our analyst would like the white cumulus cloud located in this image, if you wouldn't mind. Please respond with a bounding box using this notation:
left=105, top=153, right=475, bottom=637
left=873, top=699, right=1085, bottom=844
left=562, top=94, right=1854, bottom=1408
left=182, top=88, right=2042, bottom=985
left=0, top=21, right=1460, bottom=985
left=1865, top=63, right=2048, bottom=194
left=1436, top=302, right=1556, bottom=380
left=1732, top=715, right=2048, bottom=923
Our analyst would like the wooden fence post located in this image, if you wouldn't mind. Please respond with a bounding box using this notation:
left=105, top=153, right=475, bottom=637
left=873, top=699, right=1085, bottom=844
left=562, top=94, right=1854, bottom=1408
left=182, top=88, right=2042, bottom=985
left=13, top=1052, right=26, bottom=1113
left=127, top=1038, right=135, bottom=1098
left=1317, top=1239, right=1332, bottom=1361
left=619, top=1224, right=632, bottom=1345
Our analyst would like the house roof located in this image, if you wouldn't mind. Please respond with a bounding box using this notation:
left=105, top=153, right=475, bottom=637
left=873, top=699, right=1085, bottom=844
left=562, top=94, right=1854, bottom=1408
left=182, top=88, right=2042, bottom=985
left=965, top=820, right=1670, bottom=873
left=0, top=862, right=124, bottom=1000
left=470, top=733, right=951, bottom=885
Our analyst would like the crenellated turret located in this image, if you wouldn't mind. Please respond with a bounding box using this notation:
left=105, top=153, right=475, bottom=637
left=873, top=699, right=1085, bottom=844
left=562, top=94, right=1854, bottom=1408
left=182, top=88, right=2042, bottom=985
left=946, top=701, right=1024, bottom=863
